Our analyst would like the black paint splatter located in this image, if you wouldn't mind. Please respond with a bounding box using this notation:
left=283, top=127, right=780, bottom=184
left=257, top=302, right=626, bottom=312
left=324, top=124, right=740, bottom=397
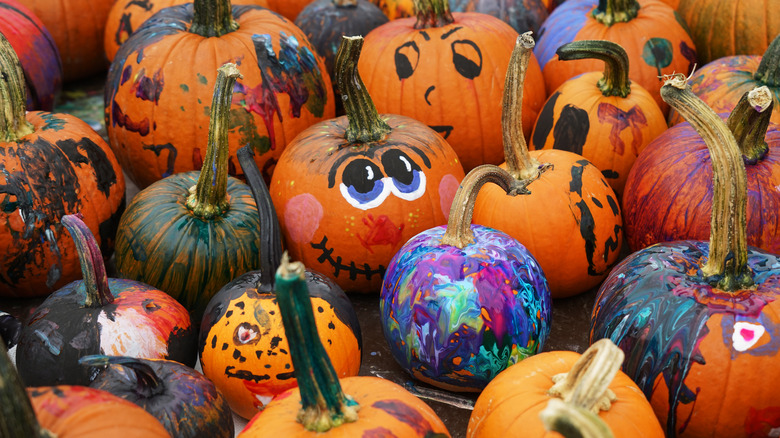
left=553, top=104, right=589, bottom=154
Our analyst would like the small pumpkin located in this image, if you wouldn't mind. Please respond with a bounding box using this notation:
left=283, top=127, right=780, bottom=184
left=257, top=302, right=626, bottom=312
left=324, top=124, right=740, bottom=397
left=591, top=74, right=780, bottom=437
left=448, top=0, right=549, bottom=36
left=198, top=144, right=362, bottom=419
left=238, top=254, right=451, bottom=437
left=370, top=0, right=415, bottom=19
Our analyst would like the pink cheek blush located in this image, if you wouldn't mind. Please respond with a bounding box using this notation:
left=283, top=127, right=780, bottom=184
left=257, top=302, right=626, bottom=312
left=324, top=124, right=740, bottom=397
left=439, top=174, right=460, bottom=220
left=284, top=193, right=324, bottom=244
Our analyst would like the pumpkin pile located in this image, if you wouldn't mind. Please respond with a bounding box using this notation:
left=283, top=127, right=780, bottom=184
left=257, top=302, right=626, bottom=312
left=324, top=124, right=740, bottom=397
left=3, top=0, right=780, bottom=435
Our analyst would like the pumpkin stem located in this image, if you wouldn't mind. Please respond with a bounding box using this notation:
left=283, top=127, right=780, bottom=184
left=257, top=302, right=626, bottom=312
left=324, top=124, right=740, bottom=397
left=754, top=33, right=780, bottom=88
left=186, top=63, right=242, bottom=219
left=0, top=338, right=55, bottom=438
left=190, top=0, right=239, bottom=37
left=237, top=145, right=284, bottom=287
left=661, top=74, right=753, bottom=291
left=503, top=33, right=553, bottom=181
left=592, top=0, right=639, bottom=26
left=440, top=164, right=533, bottom=248
left=413, top=0, right=454, bottom=29
left=726, top=86, right=773, bottom=164
left=0, top=32, right=35, bottom=142
left=79, top=355, right=165, bottom=398
left=62, top=214, right=113, bottom=308
left=275, top=253, right=360, bottom=432
left=335, top=36, right=392, bottom=144
left=540, top=399, right=615, bottom=438
left=556, top=40, right=632, bottom=98
left=333, top=0, right=358, bottom=5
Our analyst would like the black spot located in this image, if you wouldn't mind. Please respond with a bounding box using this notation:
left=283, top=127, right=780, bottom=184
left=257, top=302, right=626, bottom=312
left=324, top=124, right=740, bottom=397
left=607, top=194, right=620, bottom=216
left=225, top=310, right=233, bottom=318
left=211, top=335, right=217, bottom=349
left=269, top=336, right=282, bottom=349
left=276, top=371, right=296, bottom=380
left=235, top=302, right=245, bottom=309
left=255, top=351, right=263, bottom=359
left=552, top=105, right=589, bottom=155
left=232, top=349, right=242, bottom=359
left=265, top=364, right=271, bottom=368
left=279, top=348, right=288, bottom=354
left=222, top=343, right=229, bottom=350
left=601, top=169, right=619, bottom=179
left=532, top=91, right=560, bottom=148
left=328, top=322, right=336, bottom=330
left=592, top=197, right=603, bottom=208
left=317, top=306, right=324, bottom=313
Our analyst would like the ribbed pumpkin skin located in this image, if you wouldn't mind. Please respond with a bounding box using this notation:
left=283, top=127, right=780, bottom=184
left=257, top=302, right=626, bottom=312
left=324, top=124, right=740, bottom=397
left=448, top=0, right=549, bottom=36
left=359, top=13, right=546, bottom=171
left=530, top=71, right=668, bottom=194
left=238, top=376, right=451, bottom=437
left=467, top=350, right=664, bottom=437
left=623, top=119, right=780, bottom=255
left=535, top=0, right=696, bottom=115
left=105, top=4, right=335, bottom=189
left=0, top=111, right=126, bottom=298
left=265, top=0, right=313, bottom=19
left=28, top=386, right=171, bottom=437
left=0, top=0, right=61, bottom=110
left=371, top=0, right=415, bottom=19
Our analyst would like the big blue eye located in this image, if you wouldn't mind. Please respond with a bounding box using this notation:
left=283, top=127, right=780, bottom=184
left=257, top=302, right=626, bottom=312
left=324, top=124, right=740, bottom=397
left=382, top=150, right=426, bottom=201
left=339, top=159, right=391, bottom=210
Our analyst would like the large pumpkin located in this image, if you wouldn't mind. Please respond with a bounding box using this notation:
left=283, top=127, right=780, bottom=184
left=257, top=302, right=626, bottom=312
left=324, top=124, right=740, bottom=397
left=105, top=0, right=335, bottom=189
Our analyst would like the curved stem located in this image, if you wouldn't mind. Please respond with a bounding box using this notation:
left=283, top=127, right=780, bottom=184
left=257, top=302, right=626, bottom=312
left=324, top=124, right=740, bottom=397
left=754, top=33, right=780, bottom=88
left=592, top=0, right=639, bottom=26
left=0, top=33, right=34, bottom=142
left=440, top=165, right=533, bottom=249
left=62, top=214, right=113, bottom=308
left=80, top=355, right=165, bottom=398
left=0, top=339, right=55, bottom=438
left=335, top=36, right=391, bottom=144
left=661, top=74, right=752, bottom=291
left=237, top=145, right=283, bottom=287
left=275, top=254, right=359, bottom=432
left=556, top=40, right=632, bottom=98
left=186, top=63, right=242, bottom=219
left=190, top=0, right=239, bottom=37
left=413, top=0, right=454, bottom=29
left=726, top=86, right=773, bottom=164
left=540, top=399, right=615, bottom=438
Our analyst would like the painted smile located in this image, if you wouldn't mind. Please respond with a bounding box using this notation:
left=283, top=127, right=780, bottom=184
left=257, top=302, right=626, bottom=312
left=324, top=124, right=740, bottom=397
left=310, top=235, right=386, bottom=281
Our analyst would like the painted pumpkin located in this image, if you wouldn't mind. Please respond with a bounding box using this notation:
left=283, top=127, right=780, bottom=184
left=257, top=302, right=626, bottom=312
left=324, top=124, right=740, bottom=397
left=115, top=64, right=265, bottom=323
left=0, top=310, right=21, bottom=349
left=105, top=0, right=335, bottom=189
left=0, top=0, right=61, bottom=110
left=238, top=254, right=451, bottom=437
left=591, top=74, right=780, bottom=437
left=535, top=0, right=697, bottom=115
left=448, top=0, right=549, bottom=36
left=270, top=36, right=465, bottom=293
left=472, top=33, right=623, bottom=298
left=83, top=355, right=233, bottom=438
left=530, top=40, right=667, bottom=195
left=0, top=33, right=126, bottom=298
left=370, top=0, right=415, bottom=19
left=359, top=0, right=547, bottom=171
left=16, top=214, right=196, bottom=387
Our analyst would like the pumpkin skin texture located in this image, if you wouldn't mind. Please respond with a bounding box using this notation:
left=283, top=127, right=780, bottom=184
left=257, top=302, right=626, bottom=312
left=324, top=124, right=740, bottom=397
left=105, top=3, right=335, bottom=189
left=448, top=0, right=549, bottom=36
left=264, top=0, right=314, bottom=19
left=370, top=0, right=415, bottom=19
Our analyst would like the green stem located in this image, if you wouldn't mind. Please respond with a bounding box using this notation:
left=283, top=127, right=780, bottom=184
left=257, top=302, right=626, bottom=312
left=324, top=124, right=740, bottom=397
left=556, top=40, right=632, bottom=98
left=0, top=33, right=34, bottom=142
left=186, top=63, right=242, bottom=219
left=335, top=36, right=391, bottom=144
left=0, top=339, right=55, bottom=438
left=754, top=33, right=780, bottom=88
left=726, top=86, right=773, bottom=164
left=413, top=0, right=454, bottom=29
left=592, top=0, right=639, bottom=26
left=275, top=254, right=359, bottom=432
left=62, top=214, right=113, bottom=308
left=237, top=145, right=283, bottom=287
left=540, top=399, right=615, bottom=438
left=80, top=355, right=165, bottom=399
left=661, top=74, right=752, bottom=291
left=190, top=0, right=239, bottom=37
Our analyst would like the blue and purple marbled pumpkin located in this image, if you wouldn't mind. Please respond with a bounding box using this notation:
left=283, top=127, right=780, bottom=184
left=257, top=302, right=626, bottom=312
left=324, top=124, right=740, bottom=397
left=380, top=224, right=551, bottom=392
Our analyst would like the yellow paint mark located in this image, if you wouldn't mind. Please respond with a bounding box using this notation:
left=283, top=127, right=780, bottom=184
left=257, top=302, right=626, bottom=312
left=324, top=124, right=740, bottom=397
left=481, top=308, right=491, bottom=322
left=289, top=181, right=295, bottom=186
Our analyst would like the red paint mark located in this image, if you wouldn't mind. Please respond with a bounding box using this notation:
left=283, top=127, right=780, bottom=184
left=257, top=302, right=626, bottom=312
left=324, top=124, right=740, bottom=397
left=741, top=328, right=755, bottom=342
left=597, top=103, right=648, bottom=156
left=111, top=101, right=150, bottom=135
left=357, top=214, right=404, bottom=253
left=745, top=406, right=780, bottom=437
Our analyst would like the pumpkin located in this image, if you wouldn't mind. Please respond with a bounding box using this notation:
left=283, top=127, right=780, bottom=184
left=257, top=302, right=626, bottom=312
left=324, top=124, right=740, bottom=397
left=198, top=144, right=362, bottom=419
left=0, top=33, right=126, bottom=298
left=530, top=40, right=667, bottom=195
left=535, top=0, right=697, bottom=115
left=264, top=0, right=314, bottom=19
left=472, top=33, right=623, bottom=298
left=105, top=0, right=335, bottom=189
left=624, top=86, right=780, bottom=255
left=82, top=355, right=233, bottom=438
left=0, top=0, right=61, bottom=110
left=539, top=400, right=615, bottom=438
left=448, top=0, right=549, bottom=36
left=114, top=64, right=265, bottom=323
left=358, top=0, right=547, bottom=171
left=468, top=339, right=663, bottom=437
left=591, top=74, right=780, bottom=437
left=103, top=0, right=270, bottom=63
left=0, top=310, right=20, bottom=349
left=238, top=254, right=451, bottom=437
left=16, top=214, right=197, bottom=387
left=370, top=0, right=415, bottom=19
left=270, top=36, right=464, bottom=293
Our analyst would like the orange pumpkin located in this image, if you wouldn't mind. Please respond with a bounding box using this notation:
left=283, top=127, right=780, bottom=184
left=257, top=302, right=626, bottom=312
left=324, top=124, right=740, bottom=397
left=371, top=0, right=415, bottom=19
left=472, top=33, right=623, bottom=299
left=359, top=0, right=546, bottom=171
left=264, top=0, right=314, bottom=19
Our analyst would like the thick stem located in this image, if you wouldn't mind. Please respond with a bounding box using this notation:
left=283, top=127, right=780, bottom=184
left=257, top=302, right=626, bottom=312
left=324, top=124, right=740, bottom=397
left=79, top=355, right=165, bottom=399
left=726, top=86, right=773, bottom=164
left=661, top=74, right=752, bottom=291
left=0, top=33, right=34, bottom=142
left=413, top=0, right=454, bottom=29
left=190, top=0, right=239, bottom=37
left=540, top=399, right=615, bottom=438
left=592, top=0, right=639, bottom=26
left=186, top=63, right=242, bottom=219
left=62, top=214, right=113, bottom=308
left=335, top=37, right=391, bottom=144
left=556, top=40, right=632, bottom=98
left=440, top=165, right=533, bottom=249
left=754, top=33, right=780, bottom=88
left=237, top=145, right=283, bottom=287
left=275, top=253, right=359, bottom=432
left=0, top=339, right=55, bottom=438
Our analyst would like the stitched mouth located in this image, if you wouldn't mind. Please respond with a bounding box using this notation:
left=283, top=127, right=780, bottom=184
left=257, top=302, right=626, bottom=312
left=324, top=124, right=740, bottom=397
left=310, top=235, right=386, bottom=282
left=429, top=125, right=453, bottom=139
left=225, top=366, right=270, bottom=383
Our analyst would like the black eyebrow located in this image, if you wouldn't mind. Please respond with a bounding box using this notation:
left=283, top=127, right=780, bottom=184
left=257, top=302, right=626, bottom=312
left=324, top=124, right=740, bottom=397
left=441, top=26, right=462, bottom=40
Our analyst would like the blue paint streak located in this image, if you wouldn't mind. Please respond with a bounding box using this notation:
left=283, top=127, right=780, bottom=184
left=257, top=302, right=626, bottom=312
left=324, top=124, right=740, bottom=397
left=535, top=0, right=594, bottom=69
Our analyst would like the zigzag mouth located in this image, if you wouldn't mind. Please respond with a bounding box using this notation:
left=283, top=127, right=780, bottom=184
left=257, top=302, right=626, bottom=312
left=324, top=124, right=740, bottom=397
left=310, top=235, right=386, bottom=282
